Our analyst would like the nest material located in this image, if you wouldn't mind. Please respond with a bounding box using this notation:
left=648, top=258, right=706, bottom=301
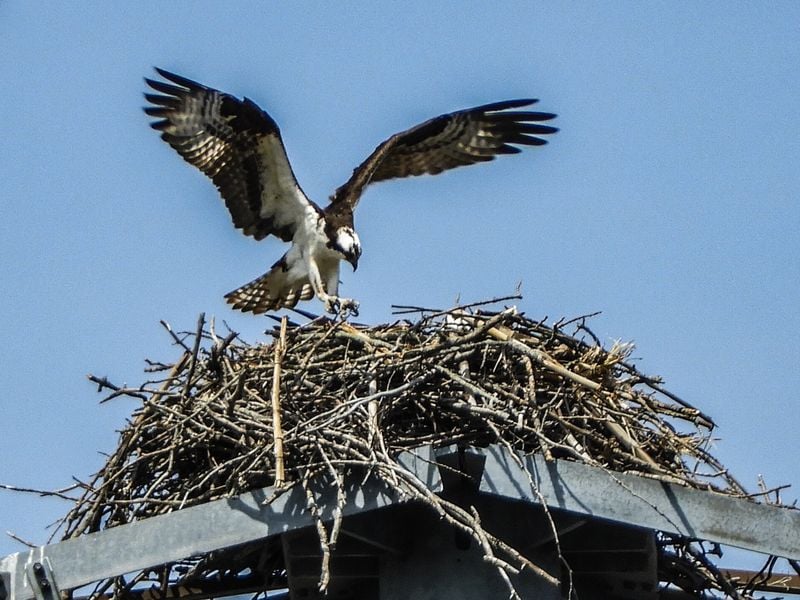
left=64, top=299, right=765, bottom=598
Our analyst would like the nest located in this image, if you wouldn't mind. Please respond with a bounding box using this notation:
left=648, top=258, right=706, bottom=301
left=60, top=298, right=775, bottom=598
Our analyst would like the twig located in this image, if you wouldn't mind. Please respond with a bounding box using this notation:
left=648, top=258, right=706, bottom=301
left=5, top=531, right=36, bottom=548
left=181, top=313, right=206, bottom=400
left=0, top=482, right=81, bottom=501
left=271, top=317, right=288, bottom=488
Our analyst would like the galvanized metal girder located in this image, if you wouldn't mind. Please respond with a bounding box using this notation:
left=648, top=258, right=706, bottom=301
left=473, top=445, right=800, bottom=560
left=1, top=444, right=798, bottom=600
left=0, top=446, right=438, bottom=600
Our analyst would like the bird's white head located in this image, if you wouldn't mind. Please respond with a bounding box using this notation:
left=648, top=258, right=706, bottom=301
left=334, top=226, right=361, bottom=271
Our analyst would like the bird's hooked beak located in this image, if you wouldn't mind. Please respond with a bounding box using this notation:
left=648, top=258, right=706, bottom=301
left=348, top=244, right=361, bottom=271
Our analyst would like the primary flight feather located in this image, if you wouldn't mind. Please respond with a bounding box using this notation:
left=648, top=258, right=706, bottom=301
left=143, top=68, right=557, bottom=315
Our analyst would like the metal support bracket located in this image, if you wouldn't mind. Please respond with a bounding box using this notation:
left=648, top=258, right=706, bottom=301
left=25, top=560, right=58, bottom=600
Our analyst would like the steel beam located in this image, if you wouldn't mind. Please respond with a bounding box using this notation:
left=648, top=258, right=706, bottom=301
left=0, top=446, right=438, bottom=600
left=474, top=445, right=800, bottom=560
left=1, top=444, right=798, bottom=600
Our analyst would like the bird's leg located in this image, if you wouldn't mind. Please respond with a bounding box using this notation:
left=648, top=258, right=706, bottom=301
left=305, top=258, right=360, bottom=316
left=324, top=264, right=359, bottom=317
left=305, top=257, right=327, bottom=295
left=307, top=258, right=359, bottom=316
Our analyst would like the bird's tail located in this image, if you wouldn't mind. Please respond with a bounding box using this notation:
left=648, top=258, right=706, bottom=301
left=225, top=258, right=314, bottom=314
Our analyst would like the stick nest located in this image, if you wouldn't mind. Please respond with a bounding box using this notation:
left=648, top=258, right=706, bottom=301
left=61, top=299, right=770, bottom=598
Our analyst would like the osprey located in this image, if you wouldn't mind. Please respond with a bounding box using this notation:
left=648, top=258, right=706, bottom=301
left=143, top=69, right=557, bottom=315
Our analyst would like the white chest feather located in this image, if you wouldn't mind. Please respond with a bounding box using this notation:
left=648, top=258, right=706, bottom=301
left=287, top=209, right=340, bottom=275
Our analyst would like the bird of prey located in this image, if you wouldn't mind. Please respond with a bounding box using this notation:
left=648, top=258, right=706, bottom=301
left=143, top=68, right=557, bottom=315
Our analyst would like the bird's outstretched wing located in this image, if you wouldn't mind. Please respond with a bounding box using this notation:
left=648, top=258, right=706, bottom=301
left=144, top=68, right=315, bottom=241
left=329, top=99, right=557, bottom=212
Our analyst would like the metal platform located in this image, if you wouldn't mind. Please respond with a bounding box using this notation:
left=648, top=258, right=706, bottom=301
left=1, top=445, right=798, bottom=600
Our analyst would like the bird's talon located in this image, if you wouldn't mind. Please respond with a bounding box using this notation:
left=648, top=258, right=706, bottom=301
left=324, top=298, right=340, bottom=315
left=324, top=297, right=359, bottom=318
left=341, top=298, right=360, bottom=317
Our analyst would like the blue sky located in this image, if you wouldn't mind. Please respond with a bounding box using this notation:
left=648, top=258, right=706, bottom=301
left=1, top=2, right=798, bottom=569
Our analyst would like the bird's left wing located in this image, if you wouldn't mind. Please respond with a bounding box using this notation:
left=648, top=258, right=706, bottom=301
left=329, top=99, right=557, bottom=211
left=144, top=68, right=314, bottom=242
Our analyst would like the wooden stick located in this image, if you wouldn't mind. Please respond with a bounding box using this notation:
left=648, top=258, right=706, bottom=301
left=271, top=317, right=288, bottom=488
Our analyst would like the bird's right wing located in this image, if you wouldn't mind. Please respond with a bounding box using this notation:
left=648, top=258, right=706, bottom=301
left=144, top=68, right=316, bottom=242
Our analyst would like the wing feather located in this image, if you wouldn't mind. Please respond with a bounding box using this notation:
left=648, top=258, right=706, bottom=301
left=143, top=68, right=315, bottom=242
left=329, top=99, right=557, bottom=210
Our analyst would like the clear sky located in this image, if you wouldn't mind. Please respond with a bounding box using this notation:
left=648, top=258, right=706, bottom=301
left=1, top=2, right=798, bottom=570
